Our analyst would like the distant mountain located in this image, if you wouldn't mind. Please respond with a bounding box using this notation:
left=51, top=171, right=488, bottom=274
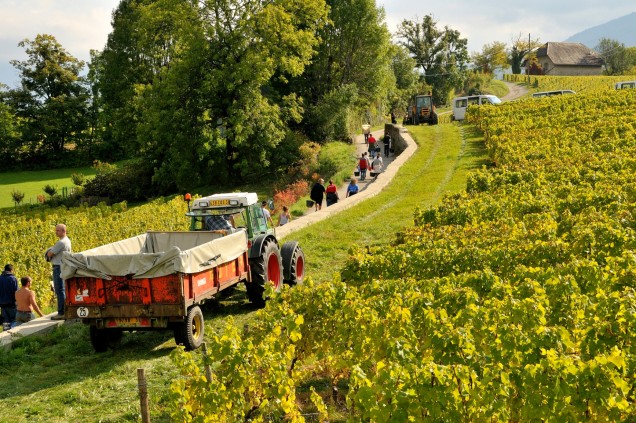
left=565, top=12, right=636, bottom=49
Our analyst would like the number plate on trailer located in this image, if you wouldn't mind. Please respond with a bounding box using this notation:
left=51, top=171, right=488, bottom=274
left=106, top=317, right=151, bottom=328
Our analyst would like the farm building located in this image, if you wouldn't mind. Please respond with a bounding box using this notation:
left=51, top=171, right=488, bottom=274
left=530, top=42, right=604, bottom=76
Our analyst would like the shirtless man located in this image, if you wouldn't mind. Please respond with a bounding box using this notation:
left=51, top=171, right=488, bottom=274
left=15, top=276, right=43, bottom=326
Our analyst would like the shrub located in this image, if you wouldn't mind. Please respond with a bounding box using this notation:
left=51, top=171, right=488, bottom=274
left=71, top=172, right=86, bottom=187
left=272, top=180, right=309, bottom=213
left=11, top=190, right=25, bottom=206
left=83, top=160, right=156, bottom=203
left=43, top=184, right=57, bottom=197
left=92, top=160, right=117, bottom=174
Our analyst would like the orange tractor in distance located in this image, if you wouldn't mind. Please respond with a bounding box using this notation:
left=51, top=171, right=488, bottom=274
left=403, top=93, right=438, bottom=125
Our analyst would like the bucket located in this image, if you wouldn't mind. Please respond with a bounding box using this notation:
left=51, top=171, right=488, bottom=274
left=306, top=200, right=315, bottom=208
left=354, top=171, right=360, bottom=177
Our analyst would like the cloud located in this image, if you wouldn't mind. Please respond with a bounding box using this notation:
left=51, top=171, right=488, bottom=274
left=379, top=1, right=635, bottom=53
left=0, top=0, right=118, bottom=86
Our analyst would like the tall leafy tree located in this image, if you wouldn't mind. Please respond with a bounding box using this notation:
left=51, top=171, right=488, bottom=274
left=596, top=38, right=630, bottom=75
left=396, top=15, right=468, bottom=104
left=125, top=0, right=328, bottom=188
left=8, top=34, right=89, bottom=159
left=0, top=85, right=19, bottom=159
left=96, top=0, right=157, bottom=159
left=295, top=0, right=392, bottom=141
left=508, top=34, right=541, bottom=74
left=472, top=41, right=508, bottom=73
left=387, top=45, right=418, bottom=116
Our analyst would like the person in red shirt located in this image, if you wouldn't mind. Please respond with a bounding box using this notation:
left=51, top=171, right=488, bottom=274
left=368, top=134, right=376, bottom=157
left=358, top=152, right=370, bottom=181
left=325, top=180, right=339, bottom=206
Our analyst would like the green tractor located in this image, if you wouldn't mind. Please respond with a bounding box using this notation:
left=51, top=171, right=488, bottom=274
left=186, top=192, right=305, bottom=306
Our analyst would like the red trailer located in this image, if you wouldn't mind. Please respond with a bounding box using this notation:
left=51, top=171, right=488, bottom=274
left=62, top=230, right=250, bottom=351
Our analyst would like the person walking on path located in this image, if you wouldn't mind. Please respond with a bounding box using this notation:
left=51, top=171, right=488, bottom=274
left=359, top=153, right=370, bottom=181
left=261, top=201, right=274, bottom=227
left=15, top=276, right=43, bottom=326
left=0, top=264, right=18, bottom=329
left=368, top=133, right=377, bottom=157
left=325, top=180, right=339, bottom=206
left=278, top=206, right=291, bottom=226
left=371, top=153, right=384, bottom=179
left=310, top=178, right=326, bottom=211
left=46, top=223, right=71, bottom=320
left=362, top=124, right=371, bottom=144
left=383, top=133, right=391, bottom=157
left=346, top=178, right=360, bottom=197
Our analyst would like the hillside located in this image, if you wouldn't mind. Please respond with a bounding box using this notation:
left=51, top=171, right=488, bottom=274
left=566, top=12, right=636, bottom=48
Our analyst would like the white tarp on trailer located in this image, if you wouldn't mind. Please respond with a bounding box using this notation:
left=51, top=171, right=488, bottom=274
left=61, top=230, right=248, bottom=280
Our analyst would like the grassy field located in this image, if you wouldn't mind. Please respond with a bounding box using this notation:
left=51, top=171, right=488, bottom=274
left=0, top=166, right=97, bottom=209
left=0, top=122, right=487, bottom=422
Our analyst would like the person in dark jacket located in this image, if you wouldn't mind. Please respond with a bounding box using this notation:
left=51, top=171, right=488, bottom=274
left=0, top=264, right=19, bottom=329
left=310, top=178, right=326, bottom=211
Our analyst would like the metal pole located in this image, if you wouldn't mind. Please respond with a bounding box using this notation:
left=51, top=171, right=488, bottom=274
left=201, top=342, right=213, bottom=387
left=527, top=33, right=531, bottom=85
left=137, top=368, right=150, bottom=423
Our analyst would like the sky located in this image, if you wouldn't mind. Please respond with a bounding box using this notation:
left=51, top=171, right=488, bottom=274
left=0, top=1, right=634, bottom=87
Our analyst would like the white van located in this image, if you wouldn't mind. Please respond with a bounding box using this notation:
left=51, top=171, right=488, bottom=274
left=452, top=95, right=501, bottom=121
left=615, top=81, right=636, bottom=90
left=532, top=90, right=575, bottom=98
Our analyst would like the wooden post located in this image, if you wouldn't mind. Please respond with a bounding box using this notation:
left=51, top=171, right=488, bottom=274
left=137, top=368, right=150, bottom=423
left=201, top=342, right=213, bottom=387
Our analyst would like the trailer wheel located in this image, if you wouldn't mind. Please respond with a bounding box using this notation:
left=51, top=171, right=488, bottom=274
left=90, top=326, right=122, bottom=353
left=248, top=239, right=283, bottom=306
left=281, top=241, right=305, bottom=286
left=174, top=306, right=205, bottom=351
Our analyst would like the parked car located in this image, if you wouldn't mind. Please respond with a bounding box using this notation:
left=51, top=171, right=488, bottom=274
left=532, top=90, right=576, bottom=98
left=451, top=95, right=501, bottom=121
left=615, top=81, right=636, bottom=90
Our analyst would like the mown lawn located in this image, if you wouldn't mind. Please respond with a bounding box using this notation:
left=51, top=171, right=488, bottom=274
left=0, top=166, right=97, bottom=209
left=0, top=123, right=487, bottom=422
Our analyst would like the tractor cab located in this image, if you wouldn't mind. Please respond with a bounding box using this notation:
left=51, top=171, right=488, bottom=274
left=404, top=93, right=438, bottom=125
left=185, top=192, right=273, bottom=240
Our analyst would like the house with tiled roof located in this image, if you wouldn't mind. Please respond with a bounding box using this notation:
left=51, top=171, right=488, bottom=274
left=531, top=42, right=604, bottom=76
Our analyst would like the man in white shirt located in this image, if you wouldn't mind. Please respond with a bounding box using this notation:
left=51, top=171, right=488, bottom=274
left=46, top=224, right=71, bottom=319
left=261, top=201, right=274, bottom=227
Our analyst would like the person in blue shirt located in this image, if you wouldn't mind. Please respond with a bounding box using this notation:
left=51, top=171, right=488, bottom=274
left=346, top=179, right=359, bottom=197
left=0, top=264, right=19, bottom=329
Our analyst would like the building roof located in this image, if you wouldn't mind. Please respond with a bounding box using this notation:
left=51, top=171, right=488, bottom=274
left=536, top=42, right=604, bottom=67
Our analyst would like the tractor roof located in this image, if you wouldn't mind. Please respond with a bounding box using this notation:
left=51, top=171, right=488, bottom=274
left=191, top=192, right=259, bottom=211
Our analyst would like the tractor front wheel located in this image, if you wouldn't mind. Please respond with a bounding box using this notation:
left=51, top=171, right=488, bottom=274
left=247, top=239, right=283, bottom=306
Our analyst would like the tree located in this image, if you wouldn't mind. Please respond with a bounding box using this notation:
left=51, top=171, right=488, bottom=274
left=120, top=0, right=329, bottom=189
left=0, top=85, right=19, bottom=159
left=96, top=0, right=157, bottom=159
left=295, top=0, right=393, bottom=140
left=8, top=34, right=89, bottom=159
left=387, top=45, right=419, bottom=117
left=508, top=34, right=541, bottom=74
left=396, top=15, right=469, bottom=104
left=472, top=41, right=508, bottom=73
left=596, top=38, right=630, bottom=75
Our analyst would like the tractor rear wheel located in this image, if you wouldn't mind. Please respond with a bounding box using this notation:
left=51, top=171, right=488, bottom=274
left=281, top=241, right=305, bottom=286
left=247, top=239, right=283, bottom=306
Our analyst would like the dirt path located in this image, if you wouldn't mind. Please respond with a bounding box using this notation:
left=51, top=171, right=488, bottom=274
left=501, top=80, right=528, bottom=101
